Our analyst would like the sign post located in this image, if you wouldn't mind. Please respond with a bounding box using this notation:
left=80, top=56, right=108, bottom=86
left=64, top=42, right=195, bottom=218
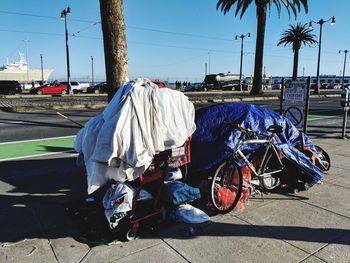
left=282, top=79, right=309, bottom=132
left=341, top=87, right=350, bottom=138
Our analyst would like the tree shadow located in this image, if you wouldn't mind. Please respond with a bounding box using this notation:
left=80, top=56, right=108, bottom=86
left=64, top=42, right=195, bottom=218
left=38, top=145, right=74, bottom=152
left=0, top=156, right=348, bottom=247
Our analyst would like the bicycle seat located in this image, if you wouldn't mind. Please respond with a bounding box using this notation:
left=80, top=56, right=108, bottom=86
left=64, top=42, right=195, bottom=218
left=267, top=125, right=283, bottom=133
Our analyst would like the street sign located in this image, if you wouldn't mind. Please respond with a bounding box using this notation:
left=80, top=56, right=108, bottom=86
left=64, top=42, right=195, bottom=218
left=282, top=80, right=307, bottom=129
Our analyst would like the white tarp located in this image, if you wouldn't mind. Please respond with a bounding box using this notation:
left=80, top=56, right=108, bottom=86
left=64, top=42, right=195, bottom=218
left=75, top=78, right=196, bottom=194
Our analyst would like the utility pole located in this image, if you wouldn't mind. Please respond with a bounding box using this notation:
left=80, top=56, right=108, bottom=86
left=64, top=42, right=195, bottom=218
left=23, top=39, right=29, bottom=83
left=339, top=50, right=349, bottom=89
left=309, top=16, right=336, bottom=94
left=40, top=54, right=44, bottom=82
left=339, top=50, right=350, bottom=138
left=91, top=56, right=94, bottom=87
left=60, top=6, right=72, bottom=94
left=235, top=33, right=250, bottom=91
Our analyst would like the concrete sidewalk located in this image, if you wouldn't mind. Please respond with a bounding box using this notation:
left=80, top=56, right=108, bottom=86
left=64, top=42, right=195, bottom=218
left=0, top=136, right=349, bottom=262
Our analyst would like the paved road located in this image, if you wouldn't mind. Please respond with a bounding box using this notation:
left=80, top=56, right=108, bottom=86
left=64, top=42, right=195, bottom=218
left=0, top=96, right=342, bottom=143
left=0, top=96, right=345, bottom=161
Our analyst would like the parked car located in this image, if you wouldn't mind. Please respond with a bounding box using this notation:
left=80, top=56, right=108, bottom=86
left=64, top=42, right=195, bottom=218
left=87, top=82, right=107, bottom=94
left=22, top=81, right=44, bottom=90
left=183, top=82, right=206, bottom=92
left=30, top=81, right=68, bottom=95
left=60, top=81, right=83, bottom=94
left=0, top=80, right=22, bottom=95
left=272, top=83, right=282, bottom=90
left=152, top=80, right=167, bottom=88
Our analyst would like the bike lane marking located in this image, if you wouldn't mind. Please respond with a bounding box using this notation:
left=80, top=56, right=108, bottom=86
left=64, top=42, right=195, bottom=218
left=0, top=108, right=342, bottom=161
left=0, top=136, right=76, bottom=161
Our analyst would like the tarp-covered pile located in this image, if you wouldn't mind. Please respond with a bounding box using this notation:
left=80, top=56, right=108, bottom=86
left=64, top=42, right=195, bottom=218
left=74, top=78, right=196, bottom=194
left=188, top=102, right=324, bottom=185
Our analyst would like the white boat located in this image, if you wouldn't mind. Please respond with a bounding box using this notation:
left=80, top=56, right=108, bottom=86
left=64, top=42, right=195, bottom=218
left=0, top=52, right=53, bottom=83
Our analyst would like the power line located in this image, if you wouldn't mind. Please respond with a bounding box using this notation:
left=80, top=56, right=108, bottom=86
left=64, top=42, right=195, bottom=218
left=0, top=10, right=96, bottom=23
left=127, top=25, right=233, bottom=42
left=0, top=10, right=236, bottom=42
left=72, top=22, right=101, bottom=36
left=0, top=29, right=62, bottom=37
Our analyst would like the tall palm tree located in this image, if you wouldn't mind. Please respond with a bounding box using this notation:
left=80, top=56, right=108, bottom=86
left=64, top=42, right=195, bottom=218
left=100, top=0, right=129, bottom=102
left=277, top=23, right=317, bottom=80
left=217, top=0, right=308, bottom=95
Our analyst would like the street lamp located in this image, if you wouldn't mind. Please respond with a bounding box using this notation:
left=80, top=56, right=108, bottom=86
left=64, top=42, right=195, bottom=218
left=40, top=54, right=44, bottom=82
left=235, top=33, right=251, bottom=91
left=91, top=56, right=94, bottom=87
left=60, top=6, right=72, bottom=94
left=339, top=50, right=349, bottom=89
left=309, top=16, right=335, bottom=95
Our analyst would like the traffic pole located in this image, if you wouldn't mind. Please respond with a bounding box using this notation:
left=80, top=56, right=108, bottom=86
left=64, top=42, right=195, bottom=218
left=303, top=77, right=311, bottom=134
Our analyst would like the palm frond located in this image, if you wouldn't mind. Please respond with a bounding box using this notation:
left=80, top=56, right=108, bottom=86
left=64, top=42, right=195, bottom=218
left=277, top=22, right=317, bottom=51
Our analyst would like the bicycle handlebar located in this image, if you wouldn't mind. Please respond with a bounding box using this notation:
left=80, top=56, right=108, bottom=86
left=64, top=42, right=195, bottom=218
left=224, top=122, right=271, bottom=138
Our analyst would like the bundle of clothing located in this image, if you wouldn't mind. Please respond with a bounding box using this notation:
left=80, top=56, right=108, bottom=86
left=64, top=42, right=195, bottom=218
left=74, top=78, right=196, bottom=194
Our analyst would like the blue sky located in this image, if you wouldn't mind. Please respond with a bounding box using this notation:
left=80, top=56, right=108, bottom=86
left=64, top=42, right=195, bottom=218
left=0, top=0, right=348, bottom=83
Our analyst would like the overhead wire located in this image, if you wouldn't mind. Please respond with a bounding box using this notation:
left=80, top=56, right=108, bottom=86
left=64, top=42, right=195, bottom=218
left=2, top=9, right=341, bottom=66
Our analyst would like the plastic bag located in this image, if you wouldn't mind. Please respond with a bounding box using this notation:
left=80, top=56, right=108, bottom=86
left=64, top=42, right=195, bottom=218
left=102, top=183, right=135, bottom=228
left=169, top=204, right=210, bottom=223
left=164, top=167, right=183, bottom=181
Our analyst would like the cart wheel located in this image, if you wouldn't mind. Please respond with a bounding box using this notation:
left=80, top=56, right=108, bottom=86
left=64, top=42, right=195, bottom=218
left=125, top=228, right=136, bottom=241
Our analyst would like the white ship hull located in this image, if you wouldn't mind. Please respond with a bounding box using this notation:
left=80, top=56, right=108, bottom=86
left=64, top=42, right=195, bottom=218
left=0, top=69, right=53, bottom=82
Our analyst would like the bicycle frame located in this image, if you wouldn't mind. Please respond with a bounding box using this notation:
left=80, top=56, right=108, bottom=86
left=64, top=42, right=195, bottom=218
left=235, top=137, right=284, bottom=178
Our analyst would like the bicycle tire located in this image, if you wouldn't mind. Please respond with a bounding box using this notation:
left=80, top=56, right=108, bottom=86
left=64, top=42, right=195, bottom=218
left=260, top=152, right=282, bottom=190
left=210, top=160, right=243, bottom=214
left=314, top=145, right=331, bottom=171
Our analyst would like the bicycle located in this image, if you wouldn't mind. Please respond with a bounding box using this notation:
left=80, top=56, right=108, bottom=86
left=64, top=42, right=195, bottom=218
left=209, top=123, right=285, bottom=214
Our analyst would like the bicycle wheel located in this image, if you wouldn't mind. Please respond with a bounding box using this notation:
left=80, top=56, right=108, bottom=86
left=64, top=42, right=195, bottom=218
left=260, top=152, right=282, bottom=190
left=210, top=160, right=243, bottom=214
left=315, top=145, right=330, bottom=171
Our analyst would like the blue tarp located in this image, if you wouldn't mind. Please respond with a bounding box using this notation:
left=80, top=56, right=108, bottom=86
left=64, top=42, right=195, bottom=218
left=188, top=102, right=323, bottom=184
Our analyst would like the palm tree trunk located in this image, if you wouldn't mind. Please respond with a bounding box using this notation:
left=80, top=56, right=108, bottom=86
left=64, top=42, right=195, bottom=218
left=251, top=4, right=266, bottom=95
left=292, top=48, right=299, bottom=80
left=99, top=0, right=129, bottom=102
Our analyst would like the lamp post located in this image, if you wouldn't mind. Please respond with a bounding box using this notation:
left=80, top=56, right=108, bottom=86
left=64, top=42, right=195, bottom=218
left=339, top=50, right=350, bottom=138
left=339, top=50, right=349, bottom=89
left=309, top=16, right=335, bottom=95
left=40, top=54, right=44, bottom=82
left=60, top=6, right=71, bottom=94
left=91, top=56, right=94, bottom=87
left=235, top=33, right=251, bottom=91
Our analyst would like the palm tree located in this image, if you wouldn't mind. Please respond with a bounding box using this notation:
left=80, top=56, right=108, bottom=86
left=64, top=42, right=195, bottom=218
left=217, top=0, right=308, bottom=95
left=99, top=0, right=129, bottom=102
left=277, top=23, right=317, bottom=80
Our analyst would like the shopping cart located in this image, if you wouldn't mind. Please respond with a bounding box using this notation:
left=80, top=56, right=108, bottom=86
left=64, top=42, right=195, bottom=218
left=121, top=138, right=191, bottom=241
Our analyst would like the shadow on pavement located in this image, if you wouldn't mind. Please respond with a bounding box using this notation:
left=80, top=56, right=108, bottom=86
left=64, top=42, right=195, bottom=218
left=0, top=156, right=348, bottom=247
left=39, top=145, right=74, bottom=152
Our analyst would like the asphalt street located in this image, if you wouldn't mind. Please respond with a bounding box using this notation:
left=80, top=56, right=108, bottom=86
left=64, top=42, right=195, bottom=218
left=0, top=96, right=342, bottom=143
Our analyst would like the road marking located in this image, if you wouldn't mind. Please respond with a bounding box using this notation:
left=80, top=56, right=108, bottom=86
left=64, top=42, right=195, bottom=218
left=0, top=135, right=75, bottom=145
left=0, top=150, right=77, bottom=162
left=0, top=136, right=76, bottom=161
left=0, top=120, right=26, bottom=125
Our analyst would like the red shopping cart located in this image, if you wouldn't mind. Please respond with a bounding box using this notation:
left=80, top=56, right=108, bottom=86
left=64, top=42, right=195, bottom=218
left=120, top=138, right=191, bottom=241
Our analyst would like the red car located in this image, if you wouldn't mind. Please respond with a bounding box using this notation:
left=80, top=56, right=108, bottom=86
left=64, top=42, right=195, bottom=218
left=152, top=80, right=166, bottom=88
left=30, top=82, right=68, bottom=95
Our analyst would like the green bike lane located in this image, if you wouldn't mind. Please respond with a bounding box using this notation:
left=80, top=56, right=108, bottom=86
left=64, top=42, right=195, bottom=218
left=0, top=136, right=76, bottom=161
left=0, top=109, right=344, bottom=161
